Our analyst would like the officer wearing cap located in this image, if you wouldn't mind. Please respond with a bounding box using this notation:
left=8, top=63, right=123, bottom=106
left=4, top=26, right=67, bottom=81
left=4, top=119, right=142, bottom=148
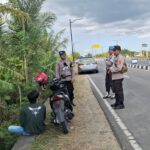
left=109, top=45, right=125, bottom=109
left=56, top=51, right=75, bottom=106
left=103, top=46, right=115, bottom=99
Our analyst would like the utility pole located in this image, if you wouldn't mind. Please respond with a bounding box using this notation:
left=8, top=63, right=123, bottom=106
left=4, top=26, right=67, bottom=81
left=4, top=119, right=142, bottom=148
left=69, top=18, right=81, bottom=63
left=69, top=19, right=74, bottom=63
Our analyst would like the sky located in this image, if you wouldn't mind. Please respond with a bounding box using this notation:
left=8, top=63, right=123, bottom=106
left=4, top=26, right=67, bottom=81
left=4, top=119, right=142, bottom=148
left=42, top=0, right=150, bottom=54
left=1, top=0, right=150, bottom=54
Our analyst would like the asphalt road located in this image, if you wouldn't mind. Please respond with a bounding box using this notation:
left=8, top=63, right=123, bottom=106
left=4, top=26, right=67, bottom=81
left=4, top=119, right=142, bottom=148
left=90, top=64, right=150, bottom=150
left=96, top=58, right=150, bottom=66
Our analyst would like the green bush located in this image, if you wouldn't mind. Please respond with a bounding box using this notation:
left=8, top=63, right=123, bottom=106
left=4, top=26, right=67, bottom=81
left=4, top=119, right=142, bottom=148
left=0, top=0, right=67, bottom=149
left=0, top=104, right=20, bottom=150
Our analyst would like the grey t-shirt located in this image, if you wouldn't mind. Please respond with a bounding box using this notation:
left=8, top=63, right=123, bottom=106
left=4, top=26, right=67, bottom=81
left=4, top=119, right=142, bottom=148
left=20, top=103, right=46, bottom=135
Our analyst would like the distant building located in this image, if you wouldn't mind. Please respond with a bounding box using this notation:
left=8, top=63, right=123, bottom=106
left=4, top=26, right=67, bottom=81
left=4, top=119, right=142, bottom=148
left=134, top=52, right=143, bottom=57
left=134, top=51, right=150, bottom=58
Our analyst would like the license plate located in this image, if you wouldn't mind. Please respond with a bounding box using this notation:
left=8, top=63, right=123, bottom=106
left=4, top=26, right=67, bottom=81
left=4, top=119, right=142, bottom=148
left=56, top=104, right=61, bottom=109
left=86, top=63, right=91, bottom=65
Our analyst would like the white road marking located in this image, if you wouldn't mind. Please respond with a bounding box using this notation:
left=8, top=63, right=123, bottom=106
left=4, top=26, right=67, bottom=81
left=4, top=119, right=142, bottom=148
left=128, top=64, right=150, bottom=71
left=88, top=75, right=143, bottom=150
left=123, top=74, right=130, bottom=79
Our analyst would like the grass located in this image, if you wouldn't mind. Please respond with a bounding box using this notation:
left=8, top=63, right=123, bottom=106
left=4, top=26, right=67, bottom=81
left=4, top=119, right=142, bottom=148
left=31, top=111, right=70, bottom=150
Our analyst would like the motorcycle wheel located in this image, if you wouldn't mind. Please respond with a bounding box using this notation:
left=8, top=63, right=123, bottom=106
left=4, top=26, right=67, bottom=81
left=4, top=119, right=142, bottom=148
left=65, top=101, right=73, bottom=111
left=68, top=112, right=74, bottom=120
left=61, top=121, right=69, bottom=134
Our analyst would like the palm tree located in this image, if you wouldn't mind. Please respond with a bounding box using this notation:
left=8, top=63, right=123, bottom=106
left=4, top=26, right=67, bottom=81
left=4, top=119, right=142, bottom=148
left=0, top=3, right=31, bottom=24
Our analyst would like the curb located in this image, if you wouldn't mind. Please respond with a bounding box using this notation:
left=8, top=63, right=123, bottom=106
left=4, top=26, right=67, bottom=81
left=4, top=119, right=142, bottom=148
left=127, top=64, right=150, bottom=70
left=88, top=77, right=142, bottom=150
left=12, top=136, right=35, bottom=150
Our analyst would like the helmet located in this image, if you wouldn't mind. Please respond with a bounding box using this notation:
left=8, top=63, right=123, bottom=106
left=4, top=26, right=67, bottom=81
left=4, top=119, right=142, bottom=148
left=34, top=72, right=48, bottom=85
left=109, top=46, right=114, bottom=51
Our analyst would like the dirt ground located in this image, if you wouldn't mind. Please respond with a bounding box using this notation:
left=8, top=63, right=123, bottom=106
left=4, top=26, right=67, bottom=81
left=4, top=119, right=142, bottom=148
left=32, top=74, right=121, bottom=150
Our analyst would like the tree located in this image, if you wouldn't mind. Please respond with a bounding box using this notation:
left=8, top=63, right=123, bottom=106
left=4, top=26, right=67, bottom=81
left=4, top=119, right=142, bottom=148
left=0, top=1, right=69, bottom=148
left=121, top=49, right=135, bottom=57
left=73, top=52, right=80, bottom=59
left=0, top=0, right=68, bottom=104
left=0, top=3, right=31, bottom=25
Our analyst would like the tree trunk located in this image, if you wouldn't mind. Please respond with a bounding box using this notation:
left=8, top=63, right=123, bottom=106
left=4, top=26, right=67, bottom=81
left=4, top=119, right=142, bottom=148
left=18, top=86, right=22, bottom=110
left=22, top=19, right=28, bottom=83
left=24, top=53, right=28, bottom=83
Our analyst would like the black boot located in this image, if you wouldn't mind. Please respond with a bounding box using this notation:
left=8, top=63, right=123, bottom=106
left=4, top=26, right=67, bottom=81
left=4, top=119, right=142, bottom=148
left=114, top=104, right=125, bottom=110
left=111, top=103, right=118, bottom=108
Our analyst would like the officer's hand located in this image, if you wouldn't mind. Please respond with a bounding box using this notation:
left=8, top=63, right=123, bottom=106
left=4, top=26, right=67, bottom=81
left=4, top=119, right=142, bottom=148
left=71, top=79, right=75, bottom=83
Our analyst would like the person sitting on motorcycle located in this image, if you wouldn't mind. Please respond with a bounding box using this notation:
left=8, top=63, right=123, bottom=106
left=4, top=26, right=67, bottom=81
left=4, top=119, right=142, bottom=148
left=55, top=50, right=75, bottom=106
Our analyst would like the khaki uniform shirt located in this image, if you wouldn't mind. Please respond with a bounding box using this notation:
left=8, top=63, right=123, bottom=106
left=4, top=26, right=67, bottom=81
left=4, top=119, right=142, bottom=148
left=56, top=59, right=74, bottom=81
left=110, top=54, right=125, bottom=80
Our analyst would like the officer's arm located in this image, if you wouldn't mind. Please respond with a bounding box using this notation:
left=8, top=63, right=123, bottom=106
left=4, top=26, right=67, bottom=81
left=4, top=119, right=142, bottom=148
left=105, top=60, right=110, bottom=65
left=55, top=63, right=60, bottom=79
left=106, top=60, right=113, bottom=67
left=110, top=58, right=124, bottom=73
left=105, top=56, right=114, bottom=67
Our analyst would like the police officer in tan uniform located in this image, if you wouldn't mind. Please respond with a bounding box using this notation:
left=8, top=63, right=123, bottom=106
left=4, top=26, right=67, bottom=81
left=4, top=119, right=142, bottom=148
left=56, top=51, right=75, bottom=106
left=103, top=46, right=115, bottom=99
left=109, top=46, right=125, bottom=109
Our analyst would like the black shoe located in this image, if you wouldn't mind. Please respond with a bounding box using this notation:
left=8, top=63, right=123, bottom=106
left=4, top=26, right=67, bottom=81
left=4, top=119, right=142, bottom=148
left=114, top=105, right=125, bottom=110
left=103, top=94, right=111, bottom=99
left=111, top=103, right=118, bottom=108
left=110, top=94, right=115, bottom=99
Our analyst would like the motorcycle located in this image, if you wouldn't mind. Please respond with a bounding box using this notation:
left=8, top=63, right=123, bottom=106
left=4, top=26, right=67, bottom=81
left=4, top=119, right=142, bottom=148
left=49, top=78, right=74, bottom=134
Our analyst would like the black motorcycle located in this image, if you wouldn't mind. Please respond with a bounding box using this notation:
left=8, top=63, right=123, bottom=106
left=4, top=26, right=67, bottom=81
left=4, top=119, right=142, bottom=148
left=49, top=78, right=74, bottom=134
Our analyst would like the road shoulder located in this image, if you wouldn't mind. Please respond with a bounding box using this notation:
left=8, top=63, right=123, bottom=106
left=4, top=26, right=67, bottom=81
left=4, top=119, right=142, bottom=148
left=31, top=74, right=121, bottom=150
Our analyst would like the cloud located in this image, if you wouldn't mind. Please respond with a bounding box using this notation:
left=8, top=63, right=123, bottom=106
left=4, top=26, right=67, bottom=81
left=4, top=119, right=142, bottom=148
left=1, top=0, right=8, bottom=3
left=42, top=0, right=150, bottom=38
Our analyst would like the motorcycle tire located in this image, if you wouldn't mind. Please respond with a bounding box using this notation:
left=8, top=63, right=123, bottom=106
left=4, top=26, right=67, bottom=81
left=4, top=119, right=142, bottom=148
left=61, top=121, right=69, bottom=134
left=68, top=112, right=74, bottom=120
left=65, top=101, right=73, bottom=111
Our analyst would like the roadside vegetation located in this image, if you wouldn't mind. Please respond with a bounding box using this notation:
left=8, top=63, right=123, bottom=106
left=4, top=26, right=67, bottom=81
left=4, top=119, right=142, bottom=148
left=95, top=49, right=135, bottom=58
left=95, top=49, right=150, bottom=58
left=0, top=0, right=67, bottom=149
